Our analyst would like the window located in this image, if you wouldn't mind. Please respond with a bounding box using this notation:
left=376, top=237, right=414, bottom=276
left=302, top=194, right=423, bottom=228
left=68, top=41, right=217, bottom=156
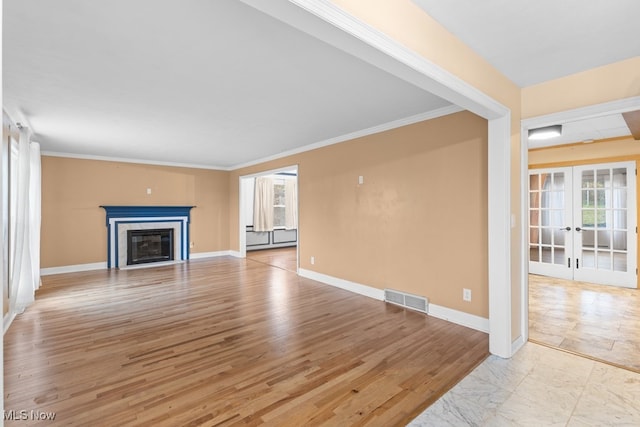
left=273, top=180, right=286, bottom=228
left=252, top=174, right=297, bottom=232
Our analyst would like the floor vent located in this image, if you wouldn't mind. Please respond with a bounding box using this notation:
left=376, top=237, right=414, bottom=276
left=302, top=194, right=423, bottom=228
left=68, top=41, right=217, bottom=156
left=384, top=289, right=428, bottom=314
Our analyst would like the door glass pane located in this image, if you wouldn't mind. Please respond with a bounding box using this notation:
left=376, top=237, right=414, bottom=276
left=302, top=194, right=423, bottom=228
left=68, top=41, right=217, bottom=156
left=613, top=253, right=626, bottom=272
left=597, top=230, right=611, bottom=249
left=550, top=210, right=563, bottom=227
left=613, top=231, right=627, bottom=251
left=582, top=229, right=595, bottom=249
left=541, top=247, right=552, bottom=263
left=582, top=250, right=595, bottom=268
left=541, top=209, right=550, bottom=226
left=597, top=253, right=612, bottom=270
left=529, top=192, right=539, bottom=208
left=596, top=189, right=607, bottom=208
left=554, top=247, right=565, bottom=265
left=553, top=229, right=565, bottom=246
left=582, top=190, right=594, bottom=210
left=582, top=170, right=594, bottom=188
left=596, top=169, right=610, bottom=188
left=550, top=191, right=564, bottom=209
left=541, top=228, right=552, bottom=245
left=530, top=245, right=540, bottom=262
left=582, top=209, right=595, bottom=227
left=553, top=173, right=564, bottom=189
left=530, top=210, right=540, bottom=227
left=613, top=210, right=627, bottom=229
left=613, top=189, right=627, bottom=209
left=530, top=174, right=540, bottom=191
left=612, top=168, right=626, bottom=187
left=530, top=227, right=540, bottom=246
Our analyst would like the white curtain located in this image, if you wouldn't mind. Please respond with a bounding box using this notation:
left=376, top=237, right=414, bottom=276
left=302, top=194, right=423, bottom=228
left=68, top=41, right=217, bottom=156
left=30, top=142, right=42, bottom=294
left=285, top=179, right=298, bottom=230
left=9, top=128, right=41, bottom=314
left=253, top=176, right=274, bottom=232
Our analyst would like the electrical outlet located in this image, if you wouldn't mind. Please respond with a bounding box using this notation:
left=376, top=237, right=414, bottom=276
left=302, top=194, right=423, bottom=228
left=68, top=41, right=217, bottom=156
left=463, top=288, right=472, bottom=302
left=310, top=256, right=315, bottom=265
left=190, top=242, right=194, bottom=248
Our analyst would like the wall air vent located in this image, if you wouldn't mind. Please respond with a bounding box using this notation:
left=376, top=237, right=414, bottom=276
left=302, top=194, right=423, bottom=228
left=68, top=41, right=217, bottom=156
left=384, top=289, right=428, bottom=314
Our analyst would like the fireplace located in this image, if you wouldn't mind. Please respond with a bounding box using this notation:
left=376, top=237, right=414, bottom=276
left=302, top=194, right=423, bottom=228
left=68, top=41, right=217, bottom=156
left=127, top=229, right=174, bottom=265
left=101, top=206, right=194, bottom=269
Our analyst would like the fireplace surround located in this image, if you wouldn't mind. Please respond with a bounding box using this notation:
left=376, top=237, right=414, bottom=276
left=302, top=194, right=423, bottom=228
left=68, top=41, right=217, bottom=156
left=101, top=206, right=195, bottom=268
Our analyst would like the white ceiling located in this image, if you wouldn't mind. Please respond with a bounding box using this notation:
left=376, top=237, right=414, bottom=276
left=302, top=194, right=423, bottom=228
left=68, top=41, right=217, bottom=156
left=413, top=0, right=640, bottom=148
left=3, top=0, right=451, bottom=169
left=528, top=114, right=632, bottom=150
left=413, top=0, right=640, bottom=87
left=4, top=1, right=639, bottom=168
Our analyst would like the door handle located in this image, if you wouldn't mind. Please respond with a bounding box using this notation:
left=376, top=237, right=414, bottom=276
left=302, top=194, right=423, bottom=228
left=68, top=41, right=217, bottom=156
left=575, top=227, right=582, bottom=232
left=563, top=226, right=571, bottom=231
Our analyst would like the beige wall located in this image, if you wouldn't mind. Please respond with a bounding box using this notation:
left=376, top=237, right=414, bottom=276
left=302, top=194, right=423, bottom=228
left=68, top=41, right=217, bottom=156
left=231, top=111, right=489, bottom=317
left=327, top=0, right=523, bottom=336
left=41, top=157, right=229, bottom=268
left=522, top=57, right=640, bottom=119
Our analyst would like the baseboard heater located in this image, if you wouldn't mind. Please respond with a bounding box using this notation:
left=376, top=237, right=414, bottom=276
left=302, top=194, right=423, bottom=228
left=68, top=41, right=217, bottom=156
left=384, top=289, right=429, bottom=314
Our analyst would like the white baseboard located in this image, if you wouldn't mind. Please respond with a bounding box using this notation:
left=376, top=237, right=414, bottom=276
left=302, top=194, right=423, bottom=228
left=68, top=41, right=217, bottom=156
left=190, top=250, right=239, bottom=259
left=511, top=335, right=526, bottom=355
left=298, top=268, right=385, bottom=301
left=427, top=304, right=489, bottom=333
left=4, top=311, right=16, bottom=335
left=41, top=262, right=107, bottom=276
left=298, top=268, right=489, bottom=333
left=40, top=251, right=241, bottom=275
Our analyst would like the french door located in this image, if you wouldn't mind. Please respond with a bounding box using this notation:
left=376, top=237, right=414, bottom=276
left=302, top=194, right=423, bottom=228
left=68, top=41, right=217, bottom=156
left=529, top=161, right=637, bottom=288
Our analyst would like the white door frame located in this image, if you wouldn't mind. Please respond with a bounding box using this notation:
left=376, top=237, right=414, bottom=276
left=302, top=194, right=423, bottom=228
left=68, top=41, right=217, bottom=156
left=520, top=95, right=640, bottom=344
left=238, top=164, right=300, bottom=271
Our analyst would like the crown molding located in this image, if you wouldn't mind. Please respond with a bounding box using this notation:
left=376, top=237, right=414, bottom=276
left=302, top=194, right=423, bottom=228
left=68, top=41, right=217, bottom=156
left=230, top=105, right=463, bottom=170
left=40, top=151, right=229, bottom=171
left=42, top=106, right=463, bottom=172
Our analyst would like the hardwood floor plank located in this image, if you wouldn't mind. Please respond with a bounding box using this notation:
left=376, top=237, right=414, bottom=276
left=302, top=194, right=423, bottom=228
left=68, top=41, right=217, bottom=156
left=5, top=257, right=488, bottom=426
left=247, top=247, right=297, bottom=273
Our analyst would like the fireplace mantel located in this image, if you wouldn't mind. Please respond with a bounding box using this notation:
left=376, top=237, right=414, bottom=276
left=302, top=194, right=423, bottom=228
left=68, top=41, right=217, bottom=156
left=100, top=206, right=195, bottom=268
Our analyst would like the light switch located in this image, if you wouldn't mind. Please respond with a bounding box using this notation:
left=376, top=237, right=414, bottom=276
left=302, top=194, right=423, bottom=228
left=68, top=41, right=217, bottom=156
left=358, top=175, right=364, bottom=185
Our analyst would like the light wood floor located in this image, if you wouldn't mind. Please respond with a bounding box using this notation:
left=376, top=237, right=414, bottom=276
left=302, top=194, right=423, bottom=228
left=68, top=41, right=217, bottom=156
left=247, top=247, right=297, bottom=273
left=5, top=257, right=488, bottom=426
left=529, top=274, right=640, bottom=373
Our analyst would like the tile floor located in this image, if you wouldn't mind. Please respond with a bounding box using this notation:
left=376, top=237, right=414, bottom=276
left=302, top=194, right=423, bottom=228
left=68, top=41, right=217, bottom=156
left=408, top=342, right=640, bottom=426
left=528, top=274, right=640, bottom=372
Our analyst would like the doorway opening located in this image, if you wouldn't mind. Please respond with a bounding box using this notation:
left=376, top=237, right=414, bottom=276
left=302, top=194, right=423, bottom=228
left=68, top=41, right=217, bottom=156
left=522, top=97, right=640, bottom=373
left=239, top=165, right=299, bottom=273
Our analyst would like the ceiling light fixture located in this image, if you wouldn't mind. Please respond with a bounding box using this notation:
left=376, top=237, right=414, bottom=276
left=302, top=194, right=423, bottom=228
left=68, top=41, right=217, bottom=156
left=528, top=124, right=562, bottom=140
